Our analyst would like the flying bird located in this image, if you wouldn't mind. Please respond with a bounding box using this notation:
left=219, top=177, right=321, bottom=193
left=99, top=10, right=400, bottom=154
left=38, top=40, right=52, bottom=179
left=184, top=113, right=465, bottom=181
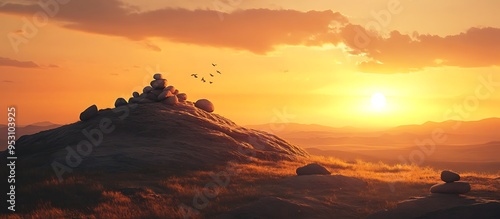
left=216, top=70, right=221, bottom=74
left=210, top=73, right=214, bottom=77
left=201, top=77, right=206, bottom=82
left=209, top=81, right=213, bottom=84
left=191, top=74, right=198, bottom=78
left=212, top=63, right=217, bottom=67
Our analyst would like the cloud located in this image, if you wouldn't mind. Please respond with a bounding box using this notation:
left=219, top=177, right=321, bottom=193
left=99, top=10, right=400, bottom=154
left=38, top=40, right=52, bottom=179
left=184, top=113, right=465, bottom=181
left=1, top=0, right=498, bottom=72
left=2, top=80, right=14, bottom=83
left=342, top=25, right=500, bottom=73
left=141, top=41, right=162, bottom=52
left=0, top=57, right=40, bottom=68
left=0, top=0, right=348, bottom=54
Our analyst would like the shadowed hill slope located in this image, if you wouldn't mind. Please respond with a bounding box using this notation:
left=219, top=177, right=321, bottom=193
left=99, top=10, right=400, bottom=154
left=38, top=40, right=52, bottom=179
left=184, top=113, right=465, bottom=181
left=2, top=102, right=308, bottom=179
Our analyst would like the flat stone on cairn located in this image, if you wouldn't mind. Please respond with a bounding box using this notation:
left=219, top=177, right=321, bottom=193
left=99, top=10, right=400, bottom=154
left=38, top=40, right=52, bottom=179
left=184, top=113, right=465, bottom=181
left=150, top=79, right=167, bottom=90
left=430, top=170, right=471, bottom=194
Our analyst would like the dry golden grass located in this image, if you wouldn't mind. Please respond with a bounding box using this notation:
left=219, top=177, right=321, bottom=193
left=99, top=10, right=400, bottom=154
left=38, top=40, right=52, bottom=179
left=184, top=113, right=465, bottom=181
left=5, top=156, right=499, bottom=218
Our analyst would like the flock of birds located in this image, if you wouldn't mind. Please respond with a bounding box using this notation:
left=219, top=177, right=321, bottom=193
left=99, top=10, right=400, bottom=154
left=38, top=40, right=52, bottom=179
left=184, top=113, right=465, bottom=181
left=190, top=63, right=221, bottom=84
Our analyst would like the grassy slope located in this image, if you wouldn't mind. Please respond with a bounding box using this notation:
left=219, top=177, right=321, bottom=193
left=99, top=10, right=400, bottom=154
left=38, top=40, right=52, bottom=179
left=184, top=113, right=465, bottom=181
left=4, top=156, right=499, bottom=219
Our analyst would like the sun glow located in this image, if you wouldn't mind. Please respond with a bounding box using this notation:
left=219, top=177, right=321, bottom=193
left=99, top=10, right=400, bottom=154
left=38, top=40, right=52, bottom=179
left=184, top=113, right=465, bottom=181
left=371, top=92, right=387, bottom=111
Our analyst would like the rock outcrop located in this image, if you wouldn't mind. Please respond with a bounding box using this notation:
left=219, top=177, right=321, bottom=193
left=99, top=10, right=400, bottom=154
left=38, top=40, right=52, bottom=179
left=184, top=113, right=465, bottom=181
left=79, top=73, right=217, bottom=122
left=79, top=104, right=98, bottom=121
left=430, top=170, right=471, bottom=194
left=296, top=163, right=331, bottom=176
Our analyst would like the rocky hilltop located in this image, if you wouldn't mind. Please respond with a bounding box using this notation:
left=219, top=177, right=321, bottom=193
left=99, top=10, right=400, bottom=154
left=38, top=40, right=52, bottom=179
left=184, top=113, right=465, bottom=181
left=1, top=74, right=308, bottom=180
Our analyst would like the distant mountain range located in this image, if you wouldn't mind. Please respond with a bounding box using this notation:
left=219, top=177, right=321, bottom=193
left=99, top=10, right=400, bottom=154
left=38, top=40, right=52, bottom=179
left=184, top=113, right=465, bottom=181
left=246, top=118, right=500, bottom=147
left=0, top=122, right=62, bottom=150
left=247, top=118, right=500, bottom=173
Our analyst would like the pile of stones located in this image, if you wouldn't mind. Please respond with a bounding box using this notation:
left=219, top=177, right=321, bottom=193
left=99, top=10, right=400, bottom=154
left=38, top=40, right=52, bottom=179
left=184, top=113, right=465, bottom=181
left=430, top=170, right=471, bottom=194
left=79, top=73, right=214, bottom=121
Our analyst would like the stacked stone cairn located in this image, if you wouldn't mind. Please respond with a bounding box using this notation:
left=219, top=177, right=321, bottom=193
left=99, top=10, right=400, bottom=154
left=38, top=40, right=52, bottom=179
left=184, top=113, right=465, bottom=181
left=430, top=170, right=471, bottom=194
left=79, top=73, right=214, bottom=121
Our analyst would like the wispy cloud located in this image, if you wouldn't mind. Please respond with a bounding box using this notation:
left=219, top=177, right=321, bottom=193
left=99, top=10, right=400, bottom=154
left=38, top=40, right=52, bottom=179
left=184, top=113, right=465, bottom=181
left=0, top=0, right=348, bottom=54
left=0, top=56, right=40, bottom=68
left=141, top=41, right=162, bottom=52
left=342, top=25, right=500, bottom=73
left=1, top=0, right=499, bottom=73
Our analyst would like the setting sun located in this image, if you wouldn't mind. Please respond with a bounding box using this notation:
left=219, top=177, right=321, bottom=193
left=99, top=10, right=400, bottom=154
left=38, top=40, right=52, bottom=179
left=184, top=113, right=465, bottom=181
left=1, top=1, right=500, bottom=218
left=371, top=92, right=387, bottom=111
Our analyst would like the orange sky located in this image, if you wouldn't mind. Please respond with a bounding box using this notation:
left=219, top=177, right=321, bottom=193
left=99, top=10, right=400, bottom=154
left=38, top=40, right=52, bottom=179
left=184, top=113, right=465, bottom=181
left=1, top=0, right=499, bottom=127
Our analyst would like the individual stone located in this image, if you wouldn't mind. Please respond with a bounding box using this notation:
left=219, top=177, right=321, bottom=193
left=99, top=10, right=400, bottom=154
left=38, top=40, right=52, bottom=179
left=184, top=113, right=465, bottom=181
left=153, top=73, right=163, bottom=80
left=151, top=89, right=163, bottom=97
left=143, top=86, right=153, bottom=93
left=150, top=79, right=167, bottom=90
left=146, top=92, right=159, bottom=101
left=164, top=85, right=176, bottom=93
left=80, top=105, right=98, bottom=121
left=164, top=95, right=179, bottom=105
left=132, top=91, right=140, bottom=98
left=441, top=170, right=460, bottom=183
left=296, top=163, right=331, bottom=176
left=129, top=97, right=137, bottom=104
left=430, top=182, right=471, bottom=194
left=177, top=93, right=187, bottom=102
left=114, top=98, right=127, bottom=107
left=130, top=97, right=153, bottom=104
left=158, top=90, right=174, bottom=101
left=195, top=99, right=214, bottom=112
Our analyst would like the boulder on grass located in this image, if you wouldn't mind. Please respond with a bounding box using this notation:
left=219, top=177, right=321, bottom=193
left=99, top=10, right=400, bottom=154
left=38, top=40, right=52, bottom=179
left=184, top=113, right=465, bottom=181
left=195, top=99, right=214, bottom=112
left=80, top=105, right=98, bottom=121
left=296, top=163, right=331, bottom=176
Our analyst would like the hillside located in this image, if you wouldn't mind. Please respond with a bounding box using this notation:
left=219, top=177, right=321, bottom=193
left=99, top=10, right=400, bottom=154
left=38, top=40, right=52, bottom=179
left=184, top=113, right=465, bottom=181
left=0, top=122, right=61, bottom=151
left=0, top=100, right=497, bottom=218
